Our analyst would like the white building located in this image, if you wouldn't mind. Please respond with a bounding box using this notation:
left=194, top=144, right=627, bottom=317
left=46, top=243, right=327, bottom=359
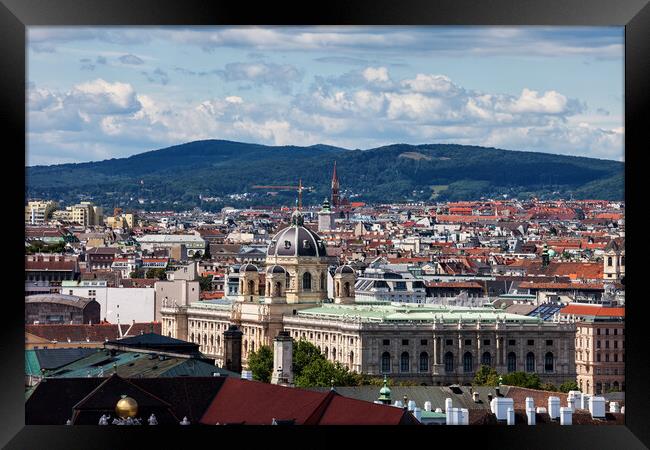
left=61, top=280, right=156, bottom=323
left=136, top=234, right=206, bottom=257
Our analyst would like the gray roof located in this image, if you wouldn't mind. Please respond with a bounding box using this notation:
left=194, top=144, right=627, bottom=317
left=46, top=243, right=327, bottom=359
left=308, top=385, right=500, bottom=410
left=24, top=294, right=93, bottom=308
left=267, top=225, right=327, bottom=258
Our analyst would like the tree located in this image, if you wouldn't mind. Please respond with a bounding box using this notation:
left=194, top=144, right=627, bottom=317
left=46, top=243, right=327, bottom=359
left=292, top=338, right=326, bottom=379
left=540, top=382, right=558, bottom=392
left=198, top=276, right=213, bottom=292
left=130, top=268, right=145, bottom=279
left=146, top=268, right=167, bottom=280
left=500, top=372, right=541, bottom=389
left=559, top=380, right=580, bottom=393
left=247, top=345, right=273, bottom=383
left=473, top=365, right=501, bottom=386
left=294, top=359, right=359, bottom=388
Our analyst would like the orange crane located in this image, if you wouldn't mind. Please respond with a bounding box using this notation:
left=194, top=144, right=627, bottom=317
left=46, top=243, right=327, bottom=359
left=252, top=178, right=313, bottom=209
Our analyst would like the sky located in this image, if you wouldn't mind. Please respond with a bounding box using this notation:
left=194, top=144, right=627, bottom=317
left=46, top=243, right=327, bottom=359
left=26, top=26, right=624, bottom=166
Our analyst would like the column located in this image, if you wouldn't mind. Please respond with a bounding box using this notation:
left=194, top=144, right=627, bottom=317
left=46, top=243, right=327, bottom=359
left=496, top=335, right=501, bottom=366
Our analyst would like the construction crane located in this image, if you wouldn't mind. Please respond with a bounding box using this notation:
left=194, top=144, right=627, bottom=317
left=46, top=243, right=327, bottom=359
left=252, top=178, right=313, bottom=210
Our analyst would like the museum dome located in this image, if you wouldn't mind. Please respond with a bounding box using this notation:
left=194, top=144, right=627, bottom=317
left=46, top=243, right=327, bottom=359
left=266, top=211, right=327, bottom=258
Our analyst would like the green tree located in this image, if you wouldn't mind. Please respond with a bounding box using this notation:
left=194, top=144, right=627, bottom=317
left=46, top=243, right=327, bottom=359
left=501, top=372, right=541, bottom=389
left=292, top=338, right=326, bottom=379
left=130, top=268, right=145, bottom=278
left=559, top=380, right=580, bottom=393
left=247, top=345, right=273, bottom=383
left=146, top=268, right=167, bottom=280
left=540, top=382, right=558, bottom=392
left=198, top=276, right=213, bottom=292
left=294, top=359, right=359, bottom=388
left=473, top=365, right=501, bottom=386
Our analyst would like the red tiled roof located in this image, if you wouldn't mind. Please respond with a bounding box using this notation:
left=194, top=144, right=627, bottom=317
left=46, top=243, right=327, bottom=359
left=426, top=281, right=483, bottom=289
left=26, top=322, right=161, bottom=343
left=519, top=282, right=605, bottom=291
left=199, top=378, right=414, bottom=425
left=560, top=305, right=625, bottom=318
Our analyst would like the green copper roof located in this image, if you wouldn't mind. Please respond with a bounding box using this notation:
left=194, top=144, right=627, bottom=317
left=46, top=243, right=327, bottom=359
left=295, top=303, right=543, bottom=324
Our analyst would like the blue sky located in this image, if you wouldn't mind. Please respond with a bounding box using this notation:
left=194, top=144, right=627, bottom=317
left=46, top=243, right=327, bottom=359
left=27, top=26, right=624, bottom=166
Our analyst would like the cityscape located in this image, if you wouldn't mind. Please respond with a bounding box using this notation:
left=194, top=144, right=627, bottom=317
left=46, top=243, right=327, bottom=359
left=24, top=26, right=625, bottom=427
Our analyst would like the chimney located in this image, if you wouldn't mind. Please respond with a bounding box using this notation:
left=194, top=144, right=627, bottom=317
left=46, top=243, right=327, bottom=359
left=548, top=396, right=560, bottom=420
left=526, top=408, right=536, bottom=425
left=560, top=407, right=573, bottom=425
left=588, top=396, right=606, bottom=419
left=506, top=407, right=515, bottom=425
left=223, top=325, right=243, bottom=373
left=472, top=391, right=480, bottom=403
left=271, top=331, right=293, bottom=386
left=609, top=402, right=620, bottom=413
left=424, top=401, right=432, bottom=412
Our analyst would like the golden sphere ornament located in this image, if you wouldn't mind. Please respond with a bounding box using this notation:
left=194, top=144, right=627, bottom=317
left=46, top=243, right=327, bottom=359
left=115, top=395, right=138, bottom=418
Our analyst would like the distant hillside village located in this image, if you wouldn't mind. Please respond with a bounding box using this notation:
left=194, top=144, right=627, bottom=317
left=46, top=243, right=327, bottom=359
left=24, top=163, right=625, bottom=426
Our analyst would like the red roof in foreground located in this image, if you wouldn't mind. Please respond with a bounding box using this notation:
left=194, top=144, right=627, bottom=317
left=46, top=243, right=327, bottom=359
left=560, top=305, right=625, bottom=318
left=199, top=378, right=416, bottom=425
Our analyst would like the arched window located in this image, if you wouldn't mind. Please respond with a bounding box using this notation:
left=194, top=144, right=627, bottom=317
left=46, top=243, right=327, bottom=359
left=344, top=282, right=351, bottom=297
left=596, top=382, right=602, bottom=394
left=526, top=352, right=535, bottom=372
left=444, top=352, right=454, bottom=373
left=544, top=352, right=554, bottom=372
left=274, top=282, right=282, bottom=297
left=190, top=333, right=194, bottom=342
left=481, top=352, right=491, bottom=367
left=507, top=352, right=517, bottom=372
left=320, top=273, right=326, bottom=290
left=332, top=347, right=337, bottom=360
left=286, top=272, right=291, bottom=289
left=251, top=341, right=255, bottom=353
left=210, top=335, right=214, bottom=346
left=400, top=352, right=410, bottom=373
left=349, top=351, right=354, bottom=368
left=324, top=347, right=329, bottom=358
left=463, top=352, right=473, bottom=373
left=335, top=282, right=340, bottom=297
left=419, top=352, right=429, bottom=372
left=302, top=272, right=312, bottom=291
left=244, top=340, right=248, bottom=353
left=381, top=352, right=391, bottom=373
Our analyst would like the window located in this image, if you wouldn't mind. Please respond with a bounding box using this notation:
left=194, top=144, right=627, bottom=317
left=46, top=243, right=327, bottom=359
left=507, top=352, right=517, bottom=372
left=481, top=352, right=491, bottom=367
left=526, top=352, right=535, bottom=372
left=465, top=339, right=471, bottom=346
left=527, top=339, right=534, bottom=346
left=614, top=329, right=618, bottom=335
left=381, top=352, right=391, bottom=373
left=402, top=339, right=409, bottom=346
left=597, top=329, right=601, bottom=335
left=605, top=341, right=609, bottom=349
left=483, top=339, right=490, bottom=346
left=597, top=340, right=601, bottom=349
left=607, top=256, right=612, bottom=266
left=544, top=352, right=554, bottom=372
left=597, top=353, right=601, bottom=362
left=605, top=329, right=609, bottom=335
left=421, top=339, right=428, bottom=346
left=605, top=354, right=609, bottom=362
left=614, top=354, right=618, bottom=362
left=546, top=340, right=553, bottom=346
left=383, top=339, right=390, bottom=346
left=463, top=352, right=473, bottom=373
left=400, top=352, right=410, bottom=373
left=508, top=339, right=516, bottom=346
left=446, top=339, right=453, bottom=346
left=614, top=341, right=618, bottom=349
left=419, top=352, right=429, bottom=372
left=302, top=272, right=312, bottom=291
left=444, top=352, right=454, bottom=373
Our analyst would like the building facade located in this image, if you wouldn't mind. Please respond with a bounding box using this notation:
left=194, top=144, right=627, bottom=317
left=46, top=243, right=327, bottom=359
left=161, top=211, right=576, bottom=385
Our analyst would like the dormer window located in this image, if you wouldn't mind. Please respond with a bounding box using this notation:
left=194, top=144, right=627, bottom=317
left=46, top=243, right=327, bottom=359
left=284, top=240, right=291, bottom=249
left=303, top=240, right=310, bottom=248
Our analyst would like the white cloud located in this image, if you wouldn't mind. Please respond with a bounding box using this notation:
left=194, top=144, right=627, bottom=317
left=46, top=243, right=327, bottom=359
left=508, top=88, right=569, bottom=114
left=362, top=67, right=390, bottom=83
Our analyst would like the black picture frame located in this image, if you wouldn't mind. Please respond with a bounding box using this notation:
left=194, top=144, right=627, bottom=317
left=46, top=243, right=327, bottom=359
left=2, top=0, right=648, bottom=448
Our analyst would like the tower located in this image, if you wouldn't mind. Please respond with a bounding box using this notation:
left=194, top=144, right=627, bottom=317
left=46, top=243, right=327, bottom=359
left=271, top=331, right=293, bottom=386
left=334, top=265, right=355, bottom=304
left=331, top=161, right=340, bottom=208
left=224, top=325, right=243, bottom=373
left=237, top=263, right=260, bottom=303
left=318, top=197, right=335, bottom=232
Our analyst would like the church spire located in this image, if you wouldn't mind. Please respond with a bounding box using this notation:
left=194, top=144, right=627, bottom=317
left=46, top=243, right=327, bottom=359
left=331, top=161, right=340, bottom=208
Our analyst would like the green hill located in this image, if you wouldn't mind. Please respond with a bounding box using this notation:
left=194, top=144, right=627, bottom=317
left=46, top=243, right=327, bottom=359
left=25, top=140, right=624, bottom=211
